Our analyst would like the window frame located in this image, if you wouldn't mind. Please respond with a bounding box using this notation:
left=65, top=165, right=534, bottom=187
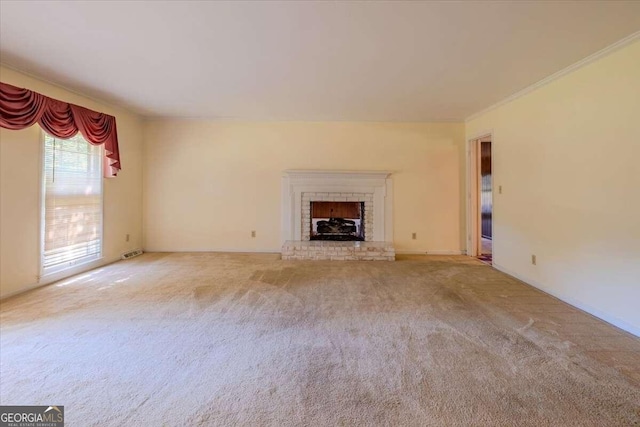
left=39, top=131, right=105, bottom=277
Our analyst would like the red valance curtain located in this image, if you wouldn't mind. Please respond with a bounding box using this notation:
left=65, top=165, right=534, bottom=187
left=0, top=82, right=121, bottom=177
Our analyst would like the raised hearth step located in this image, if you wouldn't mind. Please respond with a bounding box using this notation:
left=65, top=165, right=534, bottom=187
left=282, top=240, right=395, bottom=261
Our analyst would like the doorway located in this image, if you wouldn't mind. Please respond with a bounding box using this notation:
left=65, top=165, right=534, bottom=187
left=467, top=134, right=493, bottom=264
left=478, top=138, right=492, bottom=263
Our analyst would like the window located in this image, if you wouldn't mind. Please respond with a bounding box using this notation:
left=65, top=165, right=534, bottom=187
left=42, top=132, right=103, bottom=273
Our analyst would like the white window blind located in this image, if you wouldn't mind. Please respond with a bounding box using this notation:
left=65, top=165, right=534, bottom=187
left=42, top=133, right=103, bottom=271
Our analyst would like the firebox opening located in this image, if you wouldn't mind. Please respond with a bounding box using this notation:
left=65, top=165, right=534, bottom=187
left=310, top=201, right=365, bottom=241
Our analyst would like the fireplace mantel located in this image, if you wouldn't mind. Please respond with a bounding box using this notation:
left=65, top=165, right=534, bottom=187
left=281, top=170, right=393, bottom=243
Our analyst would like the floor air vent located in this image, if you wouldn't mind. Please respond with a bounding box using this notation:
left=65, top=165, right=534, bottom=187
left=121, top=249, right=143, bottom=260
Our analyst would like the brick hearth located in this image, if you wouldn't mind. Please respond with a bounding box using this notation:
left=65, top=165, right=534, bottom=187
left=282, top=241, right=395, bottom=261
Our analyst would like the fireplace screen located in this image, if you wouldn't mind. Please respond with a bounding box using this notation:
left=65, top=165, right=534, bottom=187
left=310, top=201, right=365, bottom=241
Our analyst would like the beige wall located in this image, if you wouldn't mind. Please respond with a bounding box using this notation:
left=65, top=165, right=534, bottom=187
left=143, top=121, right=466, bottom=253
left=466, top=40, right=640, bottom=335
left=0, top=66, right=144, bottom=298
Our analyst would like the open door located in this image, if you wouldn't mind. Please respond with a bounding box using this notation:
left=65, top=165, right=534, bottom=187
left=478, top=139, right=492, bottom=263
left=467, top=134, right=493, bottom=264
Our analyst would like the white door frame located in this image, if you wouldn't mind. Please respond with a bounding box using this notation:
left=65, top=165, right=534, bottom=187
left=466, top=131, right=493, bottom=257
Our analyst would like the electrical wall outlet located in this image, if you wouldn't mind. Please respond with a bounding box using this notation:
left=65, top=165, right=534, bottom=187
left=498, top=185, right=503, bottom=194
left=412, top=232, right=417, bottom=240
left=126, top=234, right=130, bottom=242
left=251, top=230, right=256, bottom=238
left=531, top=254, right=537, bottom=265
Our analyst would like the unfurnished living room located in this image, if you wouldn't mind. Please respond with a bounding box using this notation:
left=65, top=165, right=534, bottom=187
left=1, top=1, right=639, bottom=426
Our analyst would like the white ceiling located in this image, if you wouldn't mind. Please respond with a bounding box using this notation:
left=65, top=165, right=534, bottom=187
left=1, top=1, right=639, bottom=121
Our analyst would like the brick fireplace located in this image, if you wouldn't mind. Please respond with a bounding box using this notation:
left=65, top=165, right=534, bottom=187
left=281, top=170, right=394, bottom=260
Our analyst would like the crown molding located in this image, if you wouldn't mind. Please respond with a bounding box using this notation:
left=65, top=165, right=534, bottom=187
left=465, top=31, right=640, bottom=123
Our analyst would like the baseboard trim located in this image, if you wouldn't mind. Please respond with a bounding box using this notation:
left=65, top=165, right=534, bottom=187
left=0, top=256, right=121, bottom=301
left=145, top=248, right=283, bottom=254
left=396, top=250, right=464, bottom=255
left=148, top=248, right=465, bottom=256
left=493, top=263, right=640, bottom=338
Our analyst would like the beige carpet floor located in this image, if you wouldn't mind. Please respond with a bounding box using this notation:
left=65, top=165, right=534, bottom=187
left=1, top=253, right=639, bottom=426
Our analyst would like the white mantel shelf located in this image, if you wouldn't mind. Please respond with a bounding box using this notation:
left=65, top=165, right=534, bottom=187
left=283, top=170, right=393, bottom=180
left=281, top=169, right=394, bottom=244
